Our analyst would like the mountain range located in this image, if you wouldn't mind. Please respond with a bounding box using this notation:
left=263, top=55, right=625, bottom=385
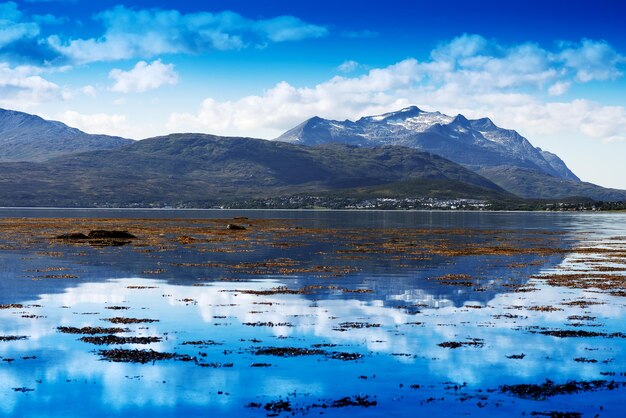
left=277, top=106, right=578, bottom=180
left=274, top=107, right=626, bottom=201
left=0, top=106, right=624, bottom=207
left=0, top=133, right=513, bottom=207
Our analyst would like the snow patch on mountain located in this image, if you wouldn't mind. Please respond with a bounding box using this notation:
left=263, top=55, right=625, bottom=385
left=275, top=106, right=579, bottom=181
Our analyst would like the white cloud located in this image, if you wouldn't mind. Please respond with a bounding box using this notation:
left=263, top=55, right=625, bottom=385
left=469, top=99, right=626, bottom=143
left=167, top=34, right=626, bottom=144
left=47, top=6, right=328, bottom=63
left=109, top=60, right=178, bottom=93
left=338, top=60, right=360, bottom=73
left=167, top=60, right=419, bottom=136
left=428, top=35, right=625, bottom=89
left=58, top=110, right=133, bottom=137
left=431, top=33, right=491, bottom=61
left=0, top=62, right=64, bottom=109
left=558, top=39, right=624, bottom=82
left=0, top=1, right=40, bottom=48
left=254, top=15, right=328, bottom=42
left=80, top=85, right=97, bottom=97
left=547, top=81, right=570, bottom=96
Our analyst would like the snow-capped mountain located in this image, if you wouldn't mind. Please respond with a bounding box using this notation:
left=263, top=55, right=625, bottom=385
left=276, top=106, right=579, bottom=181
left=0, top=108, right=132, bottom=162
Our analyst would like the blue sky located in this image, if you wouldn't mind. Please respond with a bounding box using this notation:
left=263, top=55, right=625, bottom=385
left=2, top=0, right=626, bottom=188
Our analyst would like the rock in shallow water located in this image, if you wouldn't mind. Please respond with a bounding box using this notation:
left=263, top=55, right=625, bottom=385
left=87, top=230, right=137, bottom=239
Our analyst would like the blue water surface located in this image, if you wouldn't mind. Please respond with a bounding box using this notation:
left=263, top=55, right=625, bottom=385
left=0, top=210, right=625, bottom=417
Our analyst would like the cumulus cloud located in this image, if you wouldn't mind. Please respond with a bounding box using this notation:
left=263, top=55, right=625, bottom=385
left=109, top=60, right=178, bottom=93
left=338, top=60, right=360, bottom=73
left=80, top=85, right=97, bottom=97
left=431, top=33, right=491, bottom=61
left=255, top=15, right=328, bottom=42
left=0, top=61, right=64, bottom=108
left=0, top=1, right=40, bottom=48
left=547, top=81, right=570, bottom=96
left=167, top=34, right=626, bottom=143
left=558, top=39, right=624, bottom=82
left=428, top=35, right=560, bottom=90
left=428, top=34, right=625, bottom=89
left=58, top=110, right=133, bottom=137
left=167, top=60, right=419, bottom=135
left=508, top=100, right=626, bottom=142
left=47, top=6, right=328, bottom=63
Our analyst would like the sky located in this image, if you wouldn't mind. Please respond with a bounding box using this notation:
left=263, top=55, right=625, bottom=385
left=2, top=0, right=626, bottom=188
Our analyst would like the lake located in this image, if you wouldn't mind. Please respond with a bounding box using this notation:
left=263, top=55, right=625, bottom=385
left=0, top=209, right=625, bottom=417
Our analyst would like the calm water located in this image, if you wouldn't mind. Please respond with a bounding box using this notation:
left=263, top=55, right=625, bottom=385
left=0, top=209, right=625, bottom=417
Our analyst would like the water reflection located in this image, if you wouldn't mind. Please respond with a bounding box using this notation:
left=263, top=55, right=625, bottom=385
left=0, top=211, right=625, bottom=417
left=1, top=269, right=625, bottom=417
left=0, top=215, right=573, bottom=308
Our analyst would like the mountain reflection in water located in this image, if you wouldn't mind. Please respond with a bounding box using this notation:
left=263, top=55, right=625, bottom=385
left=0, top=210, right=625, bottom=417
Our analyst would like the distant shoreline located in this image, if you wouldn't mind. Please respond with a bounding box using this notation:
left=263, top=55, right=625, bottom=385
left=0, top=206, right=622, bottom=214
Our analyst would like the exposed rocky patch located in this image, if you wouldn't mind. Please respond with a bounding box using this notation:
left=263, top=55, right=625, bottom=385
left=80, top=335, right=162, bottom=345
left=57, top=326, right=127, bottom=335
left=499, top=379, right=624, bottom=400
left=97, top=349, right=193, bottom=363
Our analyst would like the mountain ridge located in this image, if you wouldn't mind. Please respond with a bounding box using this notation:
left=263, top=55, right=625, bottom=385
left=0, top=106, right=623, bottom=205
left=275, top=106, right=580, bottom=182
left=0, top=133, right=515, bottom=207
left=0, top=108, right=133, bottom=162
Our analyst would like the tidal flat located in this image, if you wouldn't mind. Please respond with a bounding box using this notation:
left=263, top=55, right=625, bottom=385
left=1, top=210, right=626, bottom=417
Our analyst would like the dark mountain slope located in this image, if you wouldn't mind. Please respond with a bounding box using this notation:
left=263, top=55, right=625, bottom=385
left=0, top=134, right=511, bottom=207
left=273, top=107, right=626, bottom=200
left=478, top=166, right=626, bottom=201
left=0, top=108, right=132, bottom=162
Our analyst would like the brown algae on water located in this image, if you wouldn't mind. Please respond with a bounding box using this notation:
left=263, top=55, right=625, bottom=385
left=1, top=216, right=626, bottom=416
